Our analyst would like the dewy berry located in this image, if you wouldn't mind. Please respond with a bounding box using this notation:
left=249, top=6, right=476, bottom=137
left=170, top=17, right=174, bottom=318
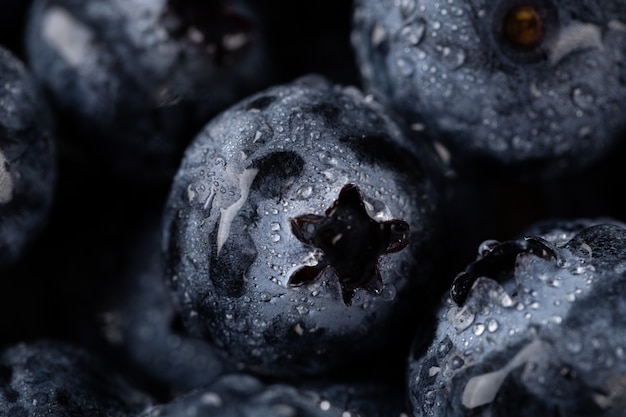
left=351, top=0, right=626, bottom=179
left=99, top=213, right=231, bottom=395
left=0, top=340, right=152, bottom=416
left=138, top=373, right=356, bottom=417
left=408, top=219, right=626, bottom=417
left=24, top=0, right=276, bottom=183
left=0, top=46, right=56, bottom=269
left=162, top=74, right=446, bottom=377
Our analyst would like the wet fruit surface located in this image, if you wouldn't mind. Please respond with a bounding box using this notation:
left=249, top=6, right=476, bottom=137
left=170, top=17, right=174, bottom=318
left=351, top=0, right=626, bottom=179
left=161, top=75, right=445, bottom=377
left=408, top=220, right=626, bottom=416
left=2, top=1, right=626, bottom=415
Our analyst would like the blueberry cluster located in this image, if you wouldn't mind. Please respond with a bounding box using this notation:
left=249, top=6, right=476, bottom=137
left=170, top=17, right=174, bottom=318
left=2, top=0, right=626, bottom=416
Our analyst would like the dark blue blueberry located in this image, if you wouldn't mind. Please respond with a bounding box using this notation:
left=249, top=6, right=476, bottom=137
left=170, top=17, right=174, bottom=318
left=24, top=0, right=276, bottom=183
left=137, top=373, right=383, bottom=417
left=351, top=0, right=626, bottom=179
left=408, top=219, right=626, bottom=417
left=0, top=46, right=56, bottom=269
left=97, top=213, right=231, bottom=396
left=162, top=74, right=446, bottom=377
left=0, top=340, right=153, bottom=416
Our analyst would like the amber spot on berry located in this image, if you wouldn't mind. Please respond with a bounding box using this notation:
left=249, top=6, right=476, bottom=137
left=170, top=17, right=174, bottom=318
left=503, top=5, right=544, bottom=48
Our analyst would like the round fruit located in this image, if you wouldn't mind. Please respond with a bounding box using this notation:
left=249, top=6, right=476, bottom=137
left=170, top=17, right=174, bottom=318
left=162, top=74, right=446, bottom=377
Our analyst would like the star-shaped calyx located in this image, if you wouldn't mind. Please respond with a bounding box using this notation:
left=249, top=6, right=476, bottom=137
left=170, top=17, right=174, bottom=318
left=289, top=183, right=410, bottom=305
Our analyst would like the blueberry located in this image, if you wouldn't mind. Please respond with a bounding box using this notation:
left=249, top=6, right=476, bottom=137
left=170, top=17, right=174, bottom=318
left=24, top=0, right=276, bottom=183
left=0, top=340, right=152, bottom=416
left=408, top=219, right=626, bottom=416
left=162, top=74, right=446, bottom=377
left=351, top=0, right=626, bottom=179
left=0, top=46, right=56, bottom=269
left=138, top=373, right=377, bottom=417
left=97, top=213, right=231, bottom=396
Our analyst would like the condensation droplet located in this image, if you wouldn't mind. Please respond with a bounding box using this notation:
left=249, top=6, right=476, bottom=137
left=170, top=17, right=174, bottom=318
left=473, top=323, right=485, bottom=336
left=295, top=185, right=313, bottom=200
left=399, top=0, right=416, bottom=18
left=400, top=19, right=426, bottom=46
left=450, top=356, right=465, bottom=369
left=486, top=318, right=499, bottom=333
left=396, top=56, right=415, bottom=77
left=614, top=262, right=626, bottom=275
left=571, top=86, right=596, bottom=110
left=447, top=306, right=475, bottom=332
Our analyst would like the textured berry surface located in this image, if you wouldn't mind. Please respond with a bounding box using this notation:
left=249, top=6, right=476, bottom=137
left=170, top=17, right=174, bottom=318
left=408, top=220, right=626, bottom=416
left=0, top=46, right=56, bottom=269
left=24, top=0, right=275, bottom=183
left=351, top=0, right=626, bottom=179
left=0, top=340, right=152, bottom=416
left=98, top=214, right=231, bottom=396
left=138, top=373, right=360, bottom=417
left=3, top=1, right=626, bottom=415
left=162, top=74, right=445, bottom=377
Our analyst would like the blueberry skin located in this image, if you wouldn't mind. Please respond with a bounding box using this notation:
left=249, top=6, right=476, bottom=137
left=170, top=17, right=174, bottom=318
left=351, top=0, right=626, bottom=179
left=162, top=75, right=445, bottom=377
left=24, top=0, right=275, bottom=183
left=138, top=373, right=362, bottom=417
left=99, top=214, right=231, bottom=395
left=0, top=46, right=56, bottom=269
left=0, top=340, right=153, bottom=416
left=408, top=220, right=626, bottom=417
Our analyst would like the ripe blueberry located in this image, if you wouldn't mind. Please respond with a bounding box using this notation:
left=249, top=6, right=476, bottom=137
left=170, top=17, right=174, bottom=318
left=0, top=46, right=56, bottom=269
left=408, top=219, right=626, bottom=416
left=24, top=0, right=276, bottom=183
left=162, top=75, right=446, bottom=377
left=0, top=340, right=152, bottom=416
left=351, top=0, right=626, bottom=179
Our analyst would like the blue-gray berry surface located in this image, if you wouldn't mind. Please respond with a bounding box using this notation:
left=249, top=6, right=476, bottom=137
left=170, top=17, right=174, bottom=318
left=351, top=0, right=626, bottom=179
left=408, top=220, right=626, bottom=417
left=0, top=46, right=56, bottom=269
left=162, top=74, right=446, bottom=377
left=0, top=340, right=153, bottom=417
left=24, top=0, right=275, bottom=183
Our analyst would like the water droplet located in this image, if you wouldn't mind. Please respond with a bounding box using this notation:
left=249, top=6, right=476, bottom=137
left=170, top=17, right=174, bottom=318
left=473, top=323, right=486, bottom=336
left=450, top=356, right=465, bottom=369
left=296, top=305, right=309, bottom=315
left=396, top=56, right=415, bottom=77
left=447, top=306, right=475, bottom=331
left=295, top=185, right=313, bottom=200
left=486, top=318, right=499, bottom=333
left=496, top=291, right=515, bottom=308
left=400, top=19, right=426, bottom=46
left=270, top=233, right=281, bottom=242
left=572, top=86, right=595, bottom=110
left=439, top=45, right=466, bottom=69
left=399, top=0, right=416, bottom=18
left=270, top=222, right=281, bottom=232
left=371, top=23, right=387, bottom=48
left=614, top=262, right=626, bottom=274
left=381, top=284, right=397, bottom=301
